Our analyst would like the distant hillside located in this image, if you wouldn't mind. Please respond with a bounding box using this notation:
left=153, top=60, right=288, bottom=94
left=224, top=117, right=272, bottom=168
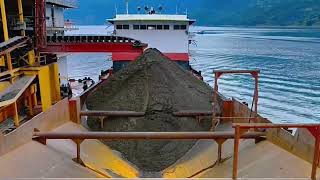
left=65, top=0, right=320, bottom=26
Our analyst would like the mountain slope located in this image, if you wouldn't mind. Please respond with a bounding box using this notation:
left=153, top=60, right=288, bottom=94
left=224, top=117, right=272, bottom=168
left=65, top=0, right=320, bottom=26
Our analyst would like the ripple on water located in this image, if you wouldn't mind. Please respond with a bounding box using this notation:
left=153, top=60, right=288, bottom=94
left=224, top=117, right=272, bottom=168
left=190, top=28, right=320, bottom=123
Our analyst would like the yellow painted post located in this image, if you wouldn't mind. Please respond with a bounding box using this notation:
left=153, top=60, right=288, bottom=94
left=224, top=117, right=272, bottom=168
left=38, top=66, right=53, bottom=112
left=0, top=0, right=9, bottom=41
left=17, top=0, right=25, bottom=36
left=31, top=84, right=38, bottom=106
left=6, top=53, right=13, bottom=71
left=28, top=50, right=35, bottom=66
left=28, top=93, right=34, bottom=116
left=51, top=63, right=61, bottom=102
left=0, top=56, right=5, bottom=66
left=13, top=102, right=19, bottom=127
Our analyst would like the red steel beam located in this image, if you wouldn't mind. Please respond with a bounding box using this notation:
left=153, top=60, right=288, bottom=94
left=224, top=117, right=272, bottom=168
left=35, top=0, right=46, bottom=49
left=41, top=43, right=144, bottom=53
left=213, top=69, right=260, bottom=75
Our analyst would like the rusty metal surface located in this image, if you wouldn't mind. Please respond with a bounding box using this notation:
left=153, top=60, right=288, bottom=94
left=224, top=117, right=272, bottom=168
left=33, top=131, right=266, bottom=140
left=80, top=111, right=145, bottom=117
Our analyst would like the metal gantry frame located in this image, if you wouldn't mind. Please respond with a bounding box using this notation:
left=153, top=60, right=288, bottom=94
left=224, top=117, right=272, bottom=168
left=212, top=70, right=260, bottom=128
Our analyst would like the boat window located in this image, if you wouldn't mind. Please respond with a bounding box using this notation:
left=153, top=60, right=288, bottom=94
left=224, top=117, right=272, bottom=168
left=147, top=25, right=157, bottom=30
left=157, top=25, right=163, bottom=30
left=174, top=25, right=180, bottom=30
left=173, top=25, right=187, bottom=30
left=131, top=24, right=170, bottom=30
left=140, top=25, right=147, bottom=30
left=133, top=25, right=140, bottom=30
left=180, top=25, right=187, bottom=30
left=116, top=25, right=123, bottom=29
left=123, top=25, right=130, bottom=29
left=164, top=25, right=170, bottom=30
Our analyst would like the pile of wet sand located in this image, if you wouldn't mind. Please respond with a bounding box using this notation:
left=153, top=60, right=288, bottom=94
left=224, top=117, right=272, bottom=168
left=86, top=49, right=213, bottom=172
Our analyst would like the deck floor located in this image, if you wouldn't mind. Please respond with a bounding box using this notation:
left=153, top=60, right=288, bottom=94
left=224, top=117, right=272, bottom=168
left=46, top=122, right=140, bottom=178
left=0, top=141, right=98, bottom=178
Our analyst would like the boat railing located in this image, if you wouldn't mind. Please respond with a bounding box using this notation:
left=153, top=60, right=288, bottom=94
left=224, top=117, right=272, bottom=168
left=32, top=122, right=320, bottom=180
left=232, top=123, right=320, bottom=180
left=46, top=0, right=78, bottom=8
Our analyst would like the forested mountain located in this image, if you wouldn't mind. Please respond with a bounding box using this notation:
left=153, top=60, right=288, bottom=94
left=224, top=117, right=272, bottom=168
left=65, top=0, right=320, bottom=26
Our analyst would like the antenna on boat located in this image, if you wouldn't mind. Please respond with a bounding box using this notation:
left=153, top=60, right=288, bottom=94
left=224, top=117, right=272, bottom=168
left=144, top=6, right=149, bottom=13
left=175, top=5, right=178, bottom=14
left=176, top=0, right=180, bottom=14
left=125, top=0, right=129, bottom=14
left=137, top=6, right=141, bottom=14
left=158, top=5, right=163, bottom=14
left=115, top=4, right=118, bottom=14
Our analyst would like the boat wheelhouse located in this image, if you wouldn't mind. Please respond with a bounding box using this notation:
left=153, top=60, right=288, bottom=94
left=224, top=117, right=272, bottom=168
left=108, top=12, right=195, bottom=71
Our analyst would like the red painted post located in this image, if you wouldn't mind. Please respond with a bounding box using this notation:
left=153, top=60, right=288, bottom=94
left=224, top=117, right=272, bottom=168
left=233, top=125, right=241, bottom=179
left=307, top=126, right=320, bottom=180
left=253, top=72, right=259, bottom=123
left=69, top=98, right=81, bottom=124
left=311, top=135, right=320, bottom=180
left=76, top=141, right=81, bottom=163
left=211, top=72, right=219, bottom=130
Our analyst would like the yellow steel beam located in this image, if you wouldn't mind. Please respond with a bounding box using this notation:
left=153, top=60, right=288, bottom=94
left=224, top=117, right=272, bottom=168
left=0, top=0, right=14, bottom=80
left=38, top=66, right=53, bottom=112
left=27, top=94, right=33, bottom=116
left=50, top=63, right=61, bottom=102
left=0, top=0, right=9, bottom=41
left=13, top=102, right=19, bottom=127
left=0, top=56, right=5, bottom=66
left=6, top=53, right=13, bottom=71
left=28, top=50, right=35, bottom=66
left=32, top=84, right=37, bottom=106
left=17, top=0, right=25, bottom=36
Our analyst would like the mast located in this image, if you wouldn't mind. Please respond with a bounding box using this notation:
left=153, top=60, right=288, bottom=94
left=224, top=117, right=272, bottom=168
left=126, top=0, right=129, bottom=14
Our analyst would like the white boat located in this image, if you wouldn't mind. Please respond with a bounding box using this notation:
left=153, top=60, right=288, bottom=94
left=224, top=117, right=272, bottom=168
left=107, top=7, right=196, bottom=72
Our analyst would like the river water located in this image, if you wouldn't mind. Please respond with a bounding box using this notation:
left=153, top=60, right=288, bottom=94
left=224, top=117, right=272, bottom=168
left=65, top=26, right=320, bottom=123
